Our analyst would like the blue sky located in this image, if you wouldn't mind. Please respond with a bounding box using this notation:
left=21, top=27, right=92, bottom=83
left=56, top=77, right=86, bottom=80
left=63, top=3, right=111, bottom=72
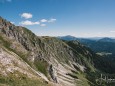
left=1, top=0, right=115, bottom=37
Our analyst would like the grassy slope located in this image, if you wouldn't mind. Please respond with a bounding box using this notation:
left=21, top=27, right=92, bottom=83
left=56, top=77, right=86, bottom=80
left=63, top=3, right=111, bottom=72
left=0, top=72, right=49, bottom=86
left=0, top=34, right=50, bottom=86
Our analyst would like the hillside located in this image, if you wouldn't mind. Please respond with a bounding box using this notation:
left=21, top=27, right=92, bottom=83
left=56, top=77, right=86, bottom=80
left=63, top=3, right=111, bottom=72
left=0, top=17, right=114, bottom=86
left=59, top=36, right=115, bottom=73
left=58, top=35, right=115, bottom=54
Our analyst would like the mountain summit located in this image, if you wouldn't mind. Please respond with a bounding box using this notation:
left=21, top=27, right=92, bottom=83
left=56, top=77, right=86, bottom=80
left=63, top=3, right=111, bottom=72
left=98, top=37, right=115, bottom=42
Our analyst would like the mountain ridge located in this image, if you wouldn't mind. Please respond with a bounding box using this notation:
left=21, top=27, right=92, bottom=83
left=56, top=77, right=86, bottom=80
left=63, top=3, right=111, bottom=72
left=58, top=35, right=115, bottom=41
left=58, top=35, right=115, bottom=54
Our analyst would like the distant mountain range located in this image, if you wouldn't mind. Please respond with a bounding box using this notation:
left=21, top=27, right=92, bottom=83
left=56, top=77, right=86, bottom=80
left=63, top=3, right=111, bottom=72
left=58, top=35, right=115, bottom=54
left=98, top=37, right=115, bottom=42
left=58, top=35, right=115, bottom=42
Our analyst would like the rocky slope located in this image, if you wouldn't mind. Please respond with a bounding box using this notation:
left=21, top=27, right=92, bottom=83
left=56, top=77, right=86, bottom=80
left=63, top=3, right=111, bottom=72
left=0, top=17, right=108, bottom=86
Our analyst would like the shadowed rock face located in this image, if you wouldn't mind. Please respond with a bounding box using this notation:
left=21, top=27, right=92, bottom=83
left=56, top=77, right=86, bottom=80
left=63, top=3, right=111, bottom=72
left=49, top=64, right=58, bottom=83
left=0, top=17, right=102, bottom=86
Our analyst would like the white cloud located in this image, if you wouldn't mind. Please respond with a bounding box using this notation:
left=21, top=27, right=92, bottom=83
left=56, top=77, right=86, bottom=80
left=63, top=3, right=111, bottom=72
left=19, top=16, right=56, bottom=26
left=40, top=18, right=56, bottom=23
left=40, top=19, right=47, bottom=22
left=110, top=31, right=115, bottom=33
left=48, top=18, right=56, bottom=23
left=21, top=13, right=33, bottom=19
left=20, top=20, right=40, bottom=26
left=11, top=22, right=15, bottom=24
left=40, top=24, right=46, bottom=27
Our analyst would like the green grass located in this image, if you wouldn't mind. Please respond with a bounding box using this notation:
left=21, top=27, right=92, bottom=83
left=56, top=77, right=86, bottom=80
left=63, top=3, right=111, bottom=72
left=75, top=73, right=90, bottom=86
left=0, top=35, right=11, bottom=50
left=69, top=68, right=91, bottom=86
left=34, top=60, right=48, bottom=77
left=0, top=72, right=49, bottom=86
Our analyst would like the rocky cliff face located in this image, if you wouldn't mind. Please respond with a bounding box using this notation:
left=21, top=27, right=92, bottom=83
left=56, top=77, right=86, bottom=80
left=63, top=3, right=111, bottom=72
left=0, top=17, right=99, bottom=86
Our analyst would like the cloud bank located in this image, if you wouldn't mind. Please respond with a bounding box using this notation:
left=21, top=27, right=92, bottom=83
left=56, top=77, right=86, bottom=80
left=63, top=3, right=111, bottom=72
left=19, top=13, right=56, bottom=27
